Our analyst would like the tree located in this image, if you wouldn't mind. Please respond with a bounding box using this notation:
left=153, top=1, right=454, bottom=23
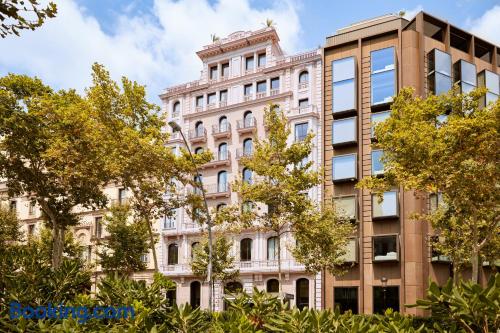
left=263, top=18, right=275, bottom=28
left=0, top=73, right=114, bottom=268
left=0, top=0, right=57, bottom=38
left=233, top=105, right=354, bottom=294
left=358, top=87, right=499, bottom=283
left=0, top=204, right=22, bottom=246
left=97, top=205, right=150, bottom=275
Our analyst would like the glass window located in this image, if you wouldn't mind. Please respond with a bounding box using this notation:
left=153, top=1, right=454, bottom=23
left=210, top=66, right=218, bottom=80
left=332, top=57, right=356, bottom=113
left=332, top=117, right=356, bottom=145
left=168, top=243, right=178, bottom=265
left=258, top=53, right=266, bottom=67
left=245, top=56, right=254, bottom=70
left=371, top=111, right=390, bottom=138
left=267, top=237, right=278, bottom=260
left=242, top=168, right=252, bottom=184
left=220, top=90, right=228, bottom=102
left=428, top=49, right=452, bottom=95
left=334, top=287, right=358, bottom=314
left=218, top=143, right=228, bottom=160
left=118, top=188, right=127, bottom=205
left=218, top=171, right=228, bottom=192
left=195, top=121, right=204, bottom=136
left=173, top=102, right=180, bottom=115
left=296, top=278, right=309, bottom=310
left=299, top=98, right=309, bottom=108
left=458, top=60, right=476, bottom=86
left=478, top=70, right=499, bottom=105
left=243, top=111, right=254, bottom=127
left=373, top=235, right=398, bottom=261
left=299, top=71, right=309, bottom=83
left=196, top=96, right=203, bottom=107
left=94, top=216, right=102, bottom=238
left=371, top=47, right=395, bottom=105
left=373, top=286, right=399, bottom=314
left=207, top=93, right=216, bottom=105
left=429, top=192, right=444, bottom=212
left=332, top=154, right=357, bottom=181
left=163, top=209, right=176, bottom=229
left=219, top=116, right=228, bottom=132
left=240, top=238, right=252, bottom=261
left=244, top=84, right=253, bottom=96
left=166, top=283, right=177, bottom=306
left=190, top=281, right=201, bottom=308
left=429, top=72, right=453, bottom=96
left=194, top=147, right=203, bottom=154
left=243, top=138, right=253, bottom=155
left=271, top=77, right=280, bottom=90
left=267, top=279, right=279, bottom=293
left=371, top=47, right=395, bottom=73
left=295, top=122, right=309, bottom=141
left=221, top=63, right=230, bottom=77
left=257, top=81, right=267, bottom=93
left=333, top=196, right=356, bottom=221
left=371, top=150, right=384, bottom=175
left=372, top=191, right=398, bottom=218
left=341, top=238, right=357, bottom=263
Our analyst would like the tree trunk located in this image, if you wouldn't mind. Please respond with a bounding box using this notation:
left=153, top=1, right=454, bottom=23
left=52, top=223, right=64, bottom=269
left=145, top=218, right=159, bottom=272
left=471, top=247, right=479, bottom=284
left=452, top=263, right=460, bottom=285
left=277, top=233, right=283, bottom=297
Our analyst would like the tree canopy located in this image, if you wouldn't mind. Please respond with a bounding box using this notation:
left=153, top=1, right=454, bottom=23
left=0, top=0, right=57, bottom=38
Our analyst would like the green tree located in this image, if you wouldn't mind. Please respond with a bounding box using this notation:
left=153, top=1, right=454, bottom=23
left=358, top=87, right=499, bottom=283
left=233, top=105, right=354, bottom=294
left=0, top=0, right=57, bottom=38
left=0, top=204, right=22, bottom=246
left=97, top=205, right=150, bottom=275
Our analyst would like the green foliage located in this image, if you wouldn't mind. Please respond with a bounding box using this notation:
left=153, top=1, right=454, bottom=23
left=0, top=0, right=57, bottom=38
left=0, top=204, right=22, bottom=246
left=98, top=205, right=150, bottom=275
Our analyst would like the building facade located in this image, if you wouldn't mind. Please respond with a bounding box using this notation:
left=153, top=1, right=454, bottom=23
left=322, top=12, right=499, bottom=315
left=159, top=28, right=323, bottom=310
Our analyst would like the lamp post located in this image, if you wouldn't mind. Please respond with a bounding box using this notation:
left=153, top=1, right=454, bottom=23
left=381, top=276, right=388, bottom=313
left=168, top=121, right=214, bottom=312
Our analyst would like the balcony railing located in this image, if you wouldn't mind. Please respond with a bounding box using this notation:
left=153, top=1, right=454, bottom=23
left=236, top=118, right=256, bottom=134
left=205, top=183, right=231, bottom=198
left=287, top=105, right=319, bottom=117
left=243, top=94, right=253, bottom=102
left=219, top=100, right=227, bottom=108
left=188, top=128, right=207, bottom=143
left=270, top=89, right=279, bottom=96
left=298, top=82, right=309, bottom=90
left=236, top=259, right=304, bottom=271
left=236, top=148, right=253, bottom=159
left=168, top=131, right=183, bottom=143
left=202, top=151, right=231, bottom=169
left=195, top=105, right=203, bottom=112
left=256, top=91, right=267, bottom=99
left=212, top=123, right=231, bottom=139
left=207, top=103, right=216, bottom=110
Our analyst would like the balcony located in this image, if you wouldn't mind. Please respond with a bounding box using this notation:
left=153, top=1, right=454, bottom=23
left=168, top=131, right=183, bottom=143
left=270, top=89, right=280, bottom=96
left=243, top=94, right=253, bottom=102
left=236, top=148, right=253, bottom=160
left=236, top=259, right=304, bottom=272
left=237, top=118, right=257, bottom=134
left=195, top=106, right=203, bottom=113
left=207, top=103, right=216, bottom=110
left=161, top=264, right=192, bottom=276
left=201, top=151, right=231, bottom=169
left=256, top=91, right=267, bottom=99
left=188, top=128, right=207, bottom=144
left=287, top=105, right=319, bottom=118
left=212, top=123, right=232, bottom=140
left=298, top=82, right=309, bottom=90
left=219, top=100, right=227, bottom=108
left=205, top=183, right=231, bottom=199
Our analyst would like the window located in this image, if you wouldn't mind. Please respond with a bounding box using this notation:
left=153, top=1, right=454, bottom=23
left=166, top=283, right=177, bottom=307
left=118, top=188, right=127, bottom=205
left=298, top=98, right=309, bottom=109
left=267, top=279, right=279, bottom=293
left=244, top=84, right=253, bottom=96
left=333, top=195, right=357, bottom=221
left=216, top=203, right=227, bottom=212
left=243, top=111, right=254, bottom=127
left=242, top=168, right=252, bottom=184
left=221, top=62, right=230, bottom=77
left=94, top=216, right=102, bottom=238
left=478, top=70, right=499, bottom=105
left=299, top=71, right=309, bottom=84
left=240, top=238, right=252, bottom=261
left=219, top=116, right=228, bottom=132
left=256, top=81, right=267, bottom=93
left=334, top=287, right=358, bottom=314
left=207, top=92, right=216, bottom=105
left=294, top=122, right=309, bottom=142
left=245, top=56, right=254, bottom=70
left=9, top=200, right=16, bottom=212
left=371, top=111, right=390, bottom=138
left=258, top=53, right=266, bottom=67
left=296, top=278, right=309, bottom=310
left=332, top=117, right=356, bottom=145
left=163, top=209, right=176, bottom=229
left=191, top=242, right=200, bottom=259
left=427, top=49, right=452, bottom=95
left=194, top=147, right=203, bottom=155
left=429, top=192, right=444, bottom=212
left=372, top=191, right=398, bottom=219
left=243, top=138, right=253, bottom=155
left=224, top=281, right=243, bottom=309
left=218, top=171, right=228, bottom=192
left=28, top=201, right=35, bottom=215
left=209, top=66, right=218, bottom=80
left=218, top=143, right=228, bottom=160
left=271, top=77, right=280, bottom=91
left=168, top=243, right=178, bottom=265
left=195, top=121, right=204, bottom=136
left=196, top=96, right=204, bottom=107
left=332, top=57, right=356, bottom=113
left=172, top=101, right=180, bottom=116
left=373, top=286, right=399, bottom=314
left=140, top=253, right=148, bottom=263
left=454, top=60, right=477, bottom=93
left=332, top=154, right=357, bottom=182
left=341, top=238, right=358, bottom=263
left=371, top=47, right=396, bottom=105
left=373, top=235, right=398, bottom=262
left=371, top=150, right=384, bottom=175
left=430, top=236, right=451, bottom=263
left=28, top=224, right=35, bottom=237
left=267, top=236, right=278, bottom=260
left=219, top=90, right=228, bottom=102
left=190, top=281, right=201, bottom=308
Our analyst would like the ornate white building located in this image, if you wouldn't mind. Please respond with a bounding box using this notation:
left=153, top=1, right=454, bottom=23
left=158, top=27, right=323, bottom=310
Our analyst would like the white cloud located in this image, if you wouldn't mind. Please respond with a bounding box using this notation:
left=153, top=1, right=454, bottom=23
left=402, top=5, right=423, bottom=21
left=466, top=5, right=500, bottom=46
left=0, top=0, right=301, bottom=102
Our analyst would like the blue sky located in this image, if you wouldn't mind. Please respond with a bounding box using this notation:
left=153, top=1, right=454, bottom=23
left=1, top=0, right=499, bottom=102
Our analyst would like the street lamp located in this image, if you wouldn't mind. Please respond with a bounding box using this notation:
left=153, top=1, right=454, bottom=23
left=168, top=121, right=215, bottom=312
left=381, top=276, right=388, bottom=313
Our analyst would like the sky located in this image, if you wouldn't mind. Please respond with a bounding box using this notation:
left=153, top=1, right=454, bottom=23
left=1, top=0, right=499, bottom=103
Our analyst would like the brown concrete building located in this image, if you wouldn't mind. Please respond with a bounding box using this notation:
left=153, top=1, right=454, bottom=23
left=322, top=12, right=499, bottom=315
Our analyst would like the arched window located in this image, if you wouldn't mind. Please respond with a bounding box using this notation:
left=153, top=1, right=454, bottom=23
left=242, top=168, right=252, bottom=184
left=296, top=278, right=309, bottom=310
left=191, top=242, right=200, bottom=258
left=240, top=238, right=252, bottom=261
left=267, top=237, right=278, bottom=260
left=166, top=282, right=177, bottom=306
left=195, top=121, right=204, bottom=136
left=190, top=281, right=201, bottom=308
left=243, top=111, right=253, bottom=127
left=218, top=143, right=228, bottom=160
left=216, top=203, right=227, bottom=212
left=243, top=138, right=253, bottom=156
left=219, top=116, right=228, bottom=132
left=218, top=171, right=228, bottom=192
left=172, top=101, right=180, bottom=116
left=299, top=71, right=309, bottom=84
left=224, top=281, right=243, bottom=310
left=193, top=174, right=203, bottom=195
left=194, top=147, right=204, bottom=154
left=267, top=279, right=279, bottom=293
left=168, top=243, right=178, bottom=265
